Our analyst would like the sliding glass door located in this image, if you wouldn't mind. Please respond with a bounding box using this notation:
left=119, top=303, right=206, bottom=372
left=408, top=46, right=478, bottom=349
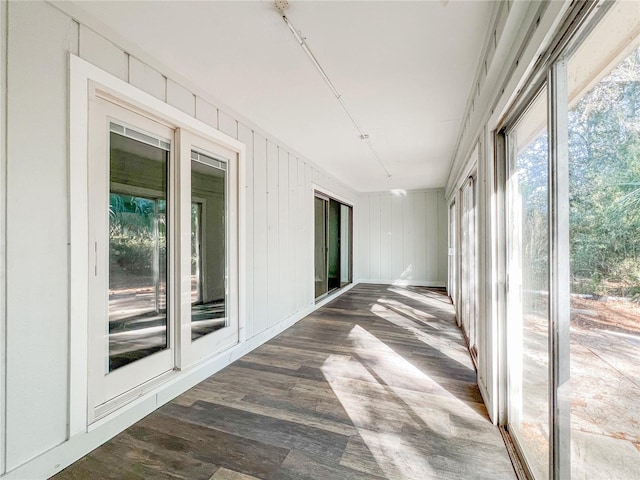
left=506, top=87, right=550, bottom=480
left=314, top=196, right=329, bottom=298
left=501, top=1, right=640, bottom=477
left=448, top=201, right=456, bottom=302
left=566, top=4, right=640, bottom=478
left=460, top=175, right=478, bottom=355
left=314, top=192, right=352, bottom=300
left=89, top=97, right=176, bottom=412
left=87, top=88, right=239, bottom=421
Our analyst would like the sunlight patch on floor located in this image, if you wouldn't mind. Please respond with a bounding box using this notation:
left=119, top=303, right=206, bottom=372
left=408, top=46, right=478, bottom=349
left=370, top=302, right=473, bottom=371
left=387, top=286, right=453, bottom=308
left=319, top=323, right=495, bottom=479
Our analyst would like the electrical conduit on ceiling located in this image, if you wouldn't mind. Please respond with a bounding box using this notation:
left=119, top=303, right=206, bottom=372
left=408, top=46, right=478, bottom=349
left=274, top=0, right=392, bottom=179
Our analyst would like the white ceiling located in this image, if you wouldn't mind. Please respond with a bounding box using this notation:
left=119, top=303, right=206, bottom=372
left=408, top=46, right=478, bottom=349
left=70, top=1, right=495, bottom=193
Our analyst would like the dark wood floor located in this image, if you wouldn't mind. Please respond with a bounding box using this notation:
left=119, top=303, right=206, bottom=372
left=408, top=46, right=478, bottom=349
left=54, top=284, right=516, bottom=480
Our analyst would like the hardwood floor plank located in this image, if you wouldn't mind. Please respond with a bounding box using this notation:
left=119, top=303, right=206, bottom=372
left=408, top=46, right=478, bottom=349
left=160, top=401, right=350, bottom=463
left=134, top=414, right=289, bottom=480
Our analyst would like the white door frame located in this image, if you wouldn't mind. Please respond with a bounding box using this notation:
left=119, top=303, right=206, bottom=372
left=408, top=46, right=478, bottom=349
left=69, top=54, right=246, bottom=435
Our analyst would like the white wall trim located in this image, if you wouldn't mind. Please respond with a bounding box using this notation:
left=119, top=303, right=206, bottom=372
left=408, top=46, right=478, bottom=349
left=1, top=282, right=356, bottom=479
left=312, top=183, right=355, bottom=207
left=69, top=54, right=246, bottom=436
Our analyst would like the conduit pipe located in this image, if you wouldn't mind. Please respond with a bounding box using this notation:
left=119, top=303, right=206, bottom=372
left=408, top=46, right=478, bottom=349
left=275, top=1, right=392, bottom=178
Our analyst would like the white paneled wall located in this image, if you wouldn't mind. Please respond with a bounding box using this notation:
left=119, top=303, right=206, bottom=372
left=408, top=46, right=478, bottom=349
left=5, top=1, right=77, bottom=468
left=0, top=1, right=357, bottom=476
left=357, top=190, right=448, bottom=286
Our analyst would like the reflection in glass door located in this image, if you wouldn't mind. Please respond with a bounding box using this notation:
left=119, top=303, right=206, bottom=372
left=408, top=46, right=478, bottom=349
left=327, top=199, right=341, bottom=292
left=340, top=204, right=352, bottom=287
left=506, top=87, right=550, bottom=480
left=314, top=196, right=328, bottom=298
left=460, top=175, right=477, bottom=354
left=108, top=126, right=171, bottom=371
left=190, top=151, right=227, bottom=341
left=178, top=130, right=238, bottom=367
left=89, top=96, right=176, bottom=413
left=448, top=201, right=456, bottom=302
left=314, top=193, right=352, bottom=300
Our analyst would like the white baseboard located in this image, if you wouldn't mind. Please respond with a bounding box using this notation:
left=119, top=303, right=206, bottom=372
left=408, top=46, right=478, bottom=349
left=2, top=283, right=357, bottom=480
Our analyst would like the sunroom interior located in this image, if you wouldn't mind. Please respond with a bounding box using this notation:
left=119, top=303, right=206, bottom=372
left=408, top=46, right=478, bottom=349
left=0, top=1, right=639, bottom=479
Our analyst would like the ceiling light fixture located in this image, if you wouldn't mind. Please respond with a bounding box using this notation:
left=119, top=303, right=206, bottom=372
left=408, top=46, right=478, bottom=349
left=274, top=1, right=392, bottom=179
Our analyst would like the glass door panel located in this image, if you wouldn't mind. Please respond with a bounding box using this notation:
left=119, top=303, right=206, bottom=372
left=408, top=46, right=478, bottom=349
left=507, top=86, right=550, bottom=479
left=315, top=196, right=328, bottom=298
left=327, top=199, right=341, bottom=292
left=461, top=180, right=471, bottom=336
left=315, top=193, right=352, bottom=299
left=191, top=151, right=227, bottom=341
left=89, top=97, right=175, bottom=415
left=340, top=204, right=352, bottom=287
left=460, top=177, right=478, bottom=354
left=448, top=201, right=456, bottom=301
left=108, top=133, right=169, bottom=372
left=178, top=130, right=238, bottom=367
left=567, top=4, right=640, bottom=477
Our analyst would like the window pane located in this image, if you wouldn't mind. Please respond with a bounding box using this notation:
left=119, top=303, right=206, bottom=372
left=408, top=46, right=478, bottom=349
left=507, top=87, right=550, bottom=479
left=340, top=204, right=352, bottom=287
left=108, top=131, right=169, bottom=372
left=567, top=3, right=640, bottom=477
left=328, top=199, right=341, bottom=292
left=315, top=197, right=328, bottom=298
left=191, top=155, right=227, bottom=341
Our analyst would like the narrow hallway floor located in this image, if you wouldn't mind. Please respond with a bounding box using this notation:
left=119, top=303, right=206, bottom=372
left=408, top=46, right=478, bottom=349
left=54, top=284, right=516, bottom=480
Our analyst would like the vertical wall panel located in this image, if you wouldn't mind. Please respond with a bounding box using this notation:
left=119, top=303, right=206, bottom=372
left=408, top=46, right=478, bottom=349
left=218, top=110, right=237, bottom=139
left=266, top=142, right=279, bottom=327
left=369, top=194, right=381, bottom=280
left=5, top=1, right=78, bottom=468
left=296, top=159, right=306, bottom=311
left=357, top=195, right=370, bottom=281
left=379, top=195, right=392, bottom=280
left=305, top=163, right=315, bottom=304
left=288, top=157, right=298, bottom=317
left=359, top=190, right=446, bottom=286
left=391, top=195, right=403, bottom=279
left=438, top=190, right=448, bottom=281
left=425, top=191, right=439, bottom=281
left=252, top=134, right=268, bottom=336
left=167, top=80, right=195, bottom=116
left=79, top=26, right=127, bottom=81
left=195, top=97, right=218, bottom=129
left=238, top=124, right=254, bottom=338
left=403, top=193, right=415, bottom=281
left=129, top=56, right=165, bottom=100
left=414, top=191, right=427, bottom=281
left=277, top=149, right=289, bottom=320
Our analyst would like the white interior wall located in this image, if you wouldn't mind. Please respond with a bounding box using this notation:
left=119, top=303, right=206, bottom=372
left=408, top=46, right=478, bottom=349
left=356, top=190, right=447, bottom=287
left=0, top=1, right=357, bottom=476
